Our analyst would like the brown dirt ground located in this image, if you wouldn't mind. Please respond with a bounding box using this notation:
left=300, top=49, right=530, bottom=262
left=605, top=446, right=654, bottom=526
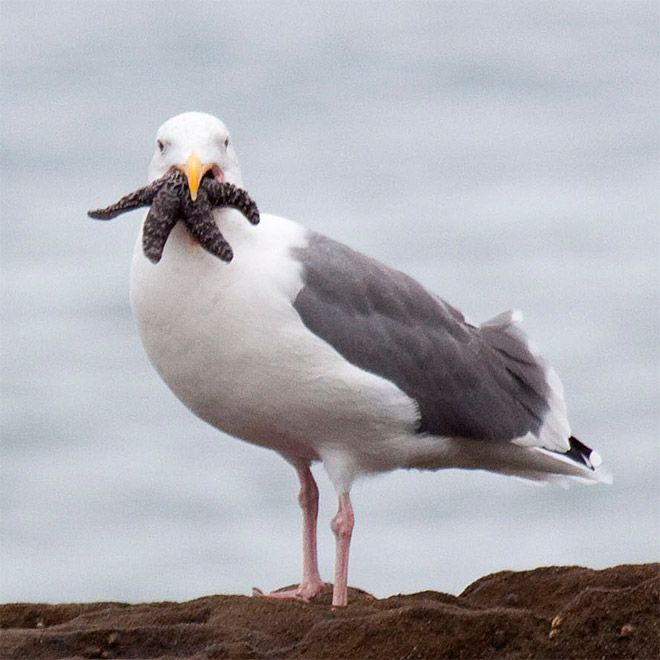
left=1, top=563, right=657, bottom=659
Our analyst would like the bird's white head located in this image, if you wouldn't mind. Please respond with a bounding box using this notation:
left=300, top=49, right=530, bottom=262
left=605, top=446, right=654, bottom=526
left=148, top=112, right=243, bottom=199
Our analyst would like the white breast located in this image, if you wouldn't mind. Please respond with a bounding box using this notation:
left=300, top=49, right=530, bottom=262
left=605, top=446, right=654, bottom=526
left=129, top=210, right=419, bottom=471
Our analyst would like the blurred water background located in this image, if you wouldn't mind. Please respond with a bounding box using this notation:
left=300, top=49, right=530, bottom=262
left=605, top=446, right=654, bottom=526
left=1, top=1, right=658, bottom=603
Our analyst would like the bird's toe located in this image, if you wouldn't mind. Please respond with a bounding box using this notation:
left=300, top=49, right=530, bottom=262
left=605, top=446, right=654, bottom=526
left=253, top=580, right=326, bottom=603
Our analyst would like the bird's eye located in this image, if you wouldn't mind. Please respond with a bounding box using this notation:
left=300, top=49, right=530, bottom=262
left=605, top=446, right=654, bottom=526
left=157, top=139, right=165, bottom=153
left=224, top=136, right=230, bottom=148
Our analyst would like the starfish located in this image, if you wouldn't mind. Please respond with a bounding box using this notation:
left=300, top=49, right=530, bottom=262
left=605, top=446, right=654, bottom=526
left=88, top=168, right=260, bottom=263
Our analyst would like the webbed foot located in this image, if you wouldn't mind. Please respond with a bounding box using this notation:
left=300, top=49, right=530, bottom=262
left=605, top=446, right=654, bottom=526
left=252, top=579, right=326, bottom=602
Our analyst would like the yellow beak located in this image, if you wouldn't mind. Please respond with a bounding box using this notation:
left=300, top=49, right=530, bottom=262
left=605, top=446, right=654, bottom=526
left=177, top=152, right=214, bottom=201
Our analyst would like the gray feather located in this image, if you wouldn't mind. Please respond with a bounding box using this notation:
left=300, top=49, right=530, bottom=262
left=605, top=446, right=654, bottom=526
left=292, top=232, right=551, bottom=441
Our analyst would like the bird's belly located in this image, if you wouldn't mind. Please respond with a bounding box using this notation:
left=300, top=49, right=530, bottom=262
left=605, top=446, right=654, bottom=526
left=136, top=321, right=322, bottom=458
left=128, top=226, right=419, bottom=464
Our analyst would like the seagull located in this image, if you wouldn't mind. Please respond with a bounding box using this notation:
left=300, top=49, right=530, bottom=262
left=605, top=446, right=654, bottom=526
left=128, top=111, right=610, bottom=607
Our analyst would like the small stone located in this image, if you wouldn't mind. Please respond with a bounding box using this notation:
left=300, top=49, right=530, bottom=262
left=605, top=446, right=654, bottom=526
left=35, top=618, right=44, bottom=628
left=549, top=628, right=559, bottom=640
left=620, top=623, right=635, bottom=637
left=107, top=631, right=120, bottom=645
left=492, top=628, right=507, bottom=648
left=551, top=615, right=562, bottom=629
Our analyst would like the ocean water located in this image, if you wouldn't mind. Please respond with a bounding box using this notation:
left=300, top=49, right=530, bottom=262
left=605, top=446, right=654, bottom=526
left=1, top=1, right=658, bottom=602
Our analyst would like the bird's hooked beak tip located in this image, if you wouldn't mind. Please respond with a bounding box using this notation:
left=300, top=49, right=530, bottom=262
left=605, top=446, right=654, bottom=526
left=177, top=152, right=215, bottom=201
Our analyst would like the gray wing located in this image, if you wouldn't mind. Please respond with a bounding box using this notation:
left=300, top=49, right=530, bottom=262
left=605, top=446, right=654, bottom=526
left=292, top=232, right=551, bottom=441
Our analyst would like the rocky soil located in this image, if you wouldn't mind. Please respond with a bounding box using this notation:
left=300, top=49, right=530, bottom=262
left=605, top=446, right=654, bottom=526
left=1, top=563, right=657, bottom=659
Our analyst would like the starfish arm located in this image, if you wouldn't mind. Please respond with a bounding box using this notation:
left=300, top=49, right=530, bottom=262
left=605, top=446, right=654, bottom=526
left=182, top=190, right=234, bottom=262
left=142, top=185, right=182, bottom=263
left=203, top=181, right=260, bottom=225
left=87, top=169, right=182, bottom=220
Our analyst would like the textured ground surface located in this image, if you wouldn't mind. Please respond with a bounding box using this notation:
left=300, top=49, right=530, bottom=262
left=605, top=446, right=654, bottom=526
left=1, top=563, right=657, bottom=659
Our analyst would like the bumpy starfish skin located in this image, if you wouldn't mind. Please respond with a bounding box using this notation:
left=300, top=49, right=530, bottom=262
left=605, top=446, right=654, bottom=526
left=181, top=186, right=234, bottom=263
left=142, top=183, right=182, bottom=263
left=88, top=169, right=260, bottom=263
left=204, top=181, right=261, bottom=226
left=87, top=171, right=178, bottom=220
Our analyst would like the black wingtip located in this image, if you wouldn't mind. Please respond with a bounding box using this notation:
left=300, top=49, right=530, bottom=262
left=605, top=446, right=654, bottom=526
left=565, top=435, right=600, bottom=470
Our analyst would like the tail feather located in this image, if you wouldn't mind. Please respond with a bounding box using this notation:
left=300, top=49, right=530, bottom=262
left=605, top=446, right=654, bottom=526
left=534, top=435, right=611, bottom=485
left=563, top=435, right=603, bottom=471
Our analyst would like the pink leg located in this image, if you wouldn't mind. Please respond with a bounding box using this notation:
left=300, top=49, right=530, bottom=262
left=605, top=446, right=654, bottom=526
left=256, top=463, right=325, bottom=601
left=330, top=492, right=354, bottom=607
